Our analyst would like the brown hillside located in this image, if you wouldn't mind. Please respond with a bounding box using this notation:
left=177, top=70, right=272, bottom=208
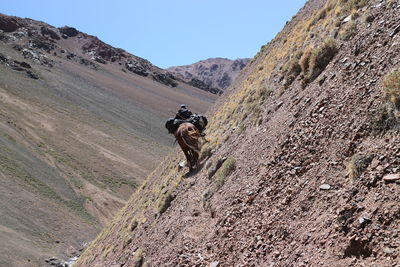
left=0, top=14, right=217, bottom=267
left=77, top=0, right=400, bottom=266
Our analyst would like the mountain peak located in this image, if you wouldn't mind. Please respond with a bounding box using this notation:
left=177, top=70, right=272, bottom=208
left=168, top=57, right=250, bottom=95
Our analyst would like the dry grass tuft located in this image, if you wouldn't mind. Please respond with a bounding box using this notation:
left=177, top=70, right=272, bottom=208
left=129, top=219, right=138, bottom=231
left=303, top=39, right=338, bottom=87
left=371, top=103, right=400, bottom=132
left=371, top=71, right=400, bottom=132
left=215, top=157, right=236, bottom=191
left=132, top=248, right=145, bottom=267
left=202, top=156, right=236, bottom=210
left=283, top=51, right=303, bottom=87
left=214, top=157, right=236, bottom=191
left=310, top=8, right=328, bottom=27
left=200, top=145, right=214, bottom=161
left=383, top=71, right=400, bottom=108
left=300, top=47, right=313, bottom=74
left=340, top=21, right=358, bottom=41
left=157, top=191, right=175, bottom=214
left=346, top=154, right=374, bottom=182
left=341, top=0, right=370, bottom=14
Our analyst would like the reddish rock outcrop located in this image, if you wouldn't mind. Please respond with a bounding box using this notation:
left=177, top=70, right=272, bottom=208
left=0, top=14, right=22, bottom=32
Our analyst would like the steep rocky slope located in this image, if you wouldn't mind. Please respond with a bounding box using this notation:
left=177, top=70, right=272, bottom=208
left=167, top=58, right=250, bottom=95
left=77, top=0, right=400, bottom=266
left=0, top=14, right=217, bottom=266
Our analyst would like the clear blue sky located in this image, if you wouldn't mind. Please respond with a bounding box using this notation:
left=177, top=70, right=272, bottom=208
left=2, top=0, right=307, bottom=68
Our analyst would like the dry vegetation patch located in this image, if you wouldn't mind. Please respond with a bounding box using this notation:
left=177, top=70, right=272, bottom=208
left=300, top=47, right=313, bottom=74
left=132, top=248, right=145, bottom=267
left=157, top=191, right=175, bottom=214
left=340, top=21, right=358, bottom=41
left=202, top=156, right=236, bottom=205
left=341, top=0, right=370, bottom=14
left=303, top=39, right=338, bottom=87
left=346, top=153, right=374, bottom=182
left=383, top=71, right=400, bottom=108
left=282, top=51, right=303, bottom=88
left=371, top=71, right=400, bottom=132
left=214, top=156, right=236, bottom=190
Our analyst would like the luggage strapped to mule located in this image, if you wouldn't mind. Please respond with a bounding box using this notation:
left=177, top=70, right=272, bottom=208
left=165, top=114, right=208, bottom=134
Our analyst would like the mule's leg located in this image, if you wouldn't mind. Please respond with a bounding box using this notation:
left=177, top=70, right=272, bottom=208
left=187, top=150, right=195, bottom=172
left=192, top=138, right=201, bottom=169
left=188, top=148, right=199, bottom=170
left=177, top=138, right=193, bottom=169
left=182, top=146, right=192, bottom=168
left=192, top=150, right=200, bottom=169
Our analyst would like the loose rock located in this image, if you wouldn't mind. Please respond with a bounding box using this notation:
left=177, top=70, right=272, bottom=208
left=383, top=173, right=400, bottom=182
left=382, top=247, right=394, bottom=255
left=319, top=184, right=331, bottom=190
left=358, top=216, right=371, bottom=226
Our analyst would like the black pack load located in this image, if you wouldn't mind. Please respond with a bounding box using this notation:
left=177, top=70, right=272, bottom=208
left=190, top=114, right=208, bottom=132
left=165, top=118, right=180, bottom=134
left=165, top=114, right=208, bottom=134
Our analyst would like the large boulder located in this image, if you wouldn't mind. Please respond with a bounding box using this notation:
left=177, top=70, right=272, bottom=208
left=29, top=37, right=55, bottom=52
left=125, top=60, right=149, bottom=77
left=151, top=72, right=178, bottom=87
left=82, top=39, right=127, bottom=62
left=40, top=26, right=60, bottom=40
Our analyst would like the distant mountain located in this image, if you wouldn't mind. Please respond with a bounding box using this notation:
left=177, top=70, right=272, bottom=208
left=0, top=13, right=217, bottom=266
left=167, top=58, right=250, bottom=95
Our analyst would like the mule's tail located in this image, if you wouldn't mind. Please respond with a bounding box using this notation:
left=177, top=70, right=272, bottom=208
left=181, top=128, right=200, bottom=153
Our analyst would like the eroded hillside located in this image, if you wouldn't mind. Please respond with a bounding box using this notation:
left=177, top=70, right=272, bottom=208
left=0, top=14, right=217, bottom=266
left=77, top=0, right=400, bottom=266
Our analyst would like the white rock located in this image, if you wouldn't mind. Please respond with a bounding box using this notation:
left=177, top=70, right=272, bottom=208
left=343, top=15, right=352, bottom=23
left=319, top=184, right=331, bottom=190
left=383, top=173, right=400, bottom=181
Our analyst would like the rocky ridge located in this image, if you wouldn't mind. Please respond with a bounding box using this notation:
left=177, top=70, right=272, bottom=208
left=168, top=58, right=250, bottom=95
left=0, top=14, right=179, bottom=87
